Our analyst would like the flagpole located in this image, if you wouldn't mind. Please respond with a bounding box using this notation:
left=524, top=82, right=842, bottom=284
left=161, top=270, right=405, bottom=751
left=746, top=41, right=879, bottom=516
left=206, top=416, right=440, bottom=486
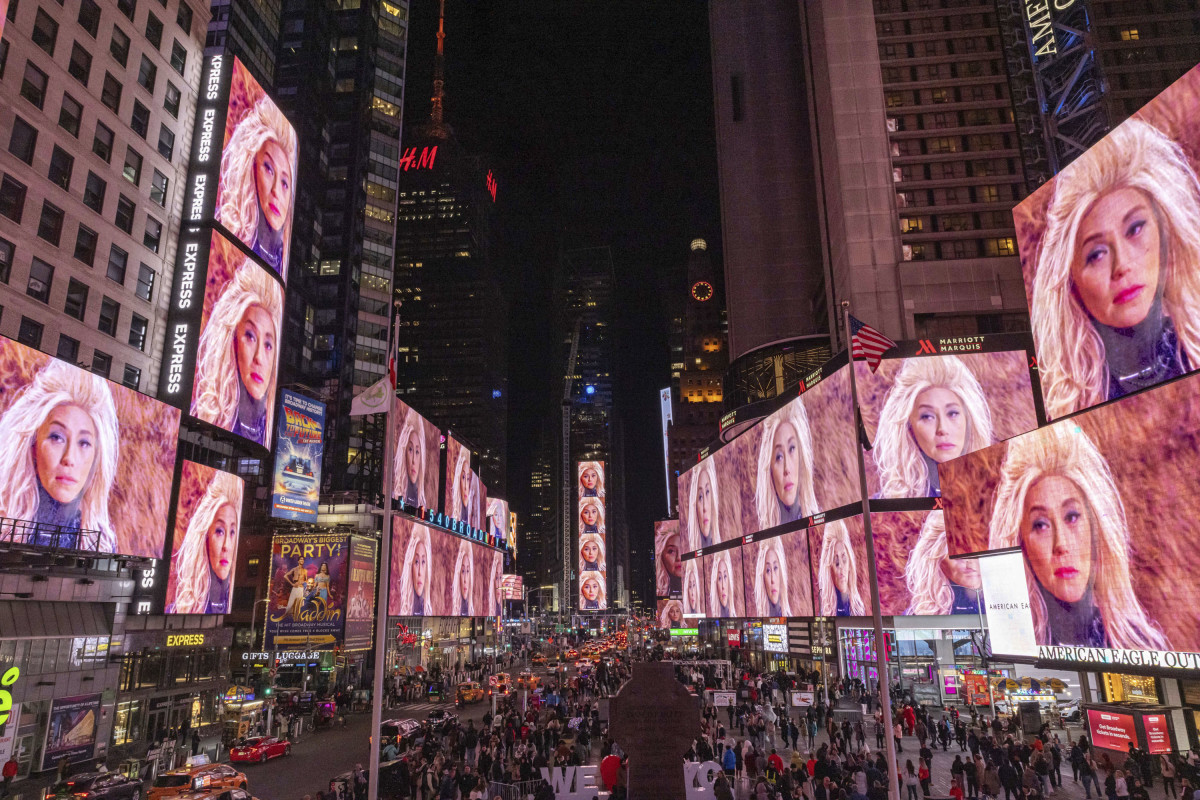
left=367, top=301, right=401, bottom=800
left=842, top=300, right=901, bottom=800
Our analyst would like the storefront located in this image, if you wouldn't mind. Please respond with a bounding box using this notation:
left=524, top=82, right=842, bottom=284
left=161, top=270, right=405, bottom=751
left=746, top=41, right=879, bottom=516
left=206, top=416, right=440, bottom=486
left=1102, top=673, right=1160, bottom=703
left=839, top=625, right=987, bottom=706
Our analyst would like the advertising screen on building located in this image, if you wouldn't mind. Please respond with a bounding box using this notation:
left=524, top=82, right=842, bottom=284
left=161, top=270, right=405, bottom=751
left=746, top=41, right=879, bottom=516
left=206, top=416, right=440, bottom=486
left=872, top=510, right=984, bottom=616
left=1013, top=64, right=1200, bottom=420
left=577, top=461, right=607, bottom=611
left=945, top=370, right=1200, bottom=670
left=654, top=519, right=682, bottom=599
left=343, top=536, right=376, bottom=651
left=681, top=555, right=704, bottom=618
left=394, top=398, right=439, bottom=508
left=763, top=623, right=788, bottom=653
left=657, top=598, right=684, bottom=629
left=481, top=547, right=505, bottom=617
left=741, top=527, right=815, bottom=617
left=211, top=57, right=298, bottom=282
left=807, top=518, right=871, bottom=617
left=854, top=349, right=1039, bottom=498
left=1144, top=714, right=1172, bottom=754
left=443, top=436, right=482, bottom=527
left=501, top=574, right=523, bottom=600
left=165, top=461, right=244, bottom=614
left=486, top=498, right=510, bottom=550
left=701, top=546, right=745, bottom=618
left=677, top=364, right=859, bottom=549
left=41, top=694, right=101, bottom=771
left=388, top=517, right=434, bottom=616
left=271, top=390, right=324, bottom=521
left=265, top=532, right=351, bottom=649
left=0, top=336, right=181, bottom=557
left=1087, top=709, right=1137, bottom=752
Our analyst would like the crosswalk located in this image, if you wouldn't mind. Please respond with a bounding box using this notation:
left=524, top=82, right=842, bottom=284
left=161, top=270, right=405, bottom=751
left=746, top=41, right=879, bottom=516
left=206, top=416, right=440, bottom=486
left=385, top=701, right=454, bottom=712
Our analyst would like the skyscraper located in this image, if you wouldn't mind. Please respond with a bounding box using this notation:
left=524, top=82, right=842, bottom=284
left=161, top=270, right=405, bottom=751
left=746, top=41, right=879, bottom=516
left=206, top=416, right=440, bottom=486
left=203, top=0, right=278, bottom=89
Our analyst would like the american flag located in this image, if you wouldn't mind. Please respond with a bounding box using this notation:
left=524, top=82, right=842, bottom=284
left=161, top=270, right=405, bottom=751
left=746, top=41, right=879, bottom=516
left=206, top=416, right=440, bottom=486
left=849, top=315, right=897, bottom=372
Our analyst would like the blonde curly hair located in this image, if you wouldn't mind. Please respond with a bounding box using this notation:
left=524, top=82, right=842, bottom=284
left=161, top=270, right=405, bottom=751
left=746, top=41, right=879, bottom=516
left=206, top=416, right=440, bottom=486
left=816, top=521, right=865, bottom=616
left=486, top=549, right=504, bottom=616
left=873, top=357, right=993, bottom=497
left=191, top=260, right=283, bottom=446
left=682, top=559, right=703, bottom=616
left=986, top=424, right=1169, bottom=650
left=654, top=522, right=681, bottom=597
left=579, top=498, right=606, bottom=535
left=394, top=405, right=428, bottom=506
left=1032, top=119, right=1200, bottom=419
left=394, top=521, right=432, bottom=615
left=448, top=445, right=478, bottom=525
left=904, top=511, right=955, bottom=615
left=755, top=398, right=818, bottom=531
left=169, top=467, right=243, bottom=613
left=450, top=538, right=476, bottom=616
left=658, top=599, right=683, bottom=629
left=685, top=457, right=719, bottom=549
left=216, top=96, right=298, bottom=274
left=0, top=359, right=119, bottom=552
left=752, top=536, right=792, bottom=617
left=707, top=550, right=738, bottom=616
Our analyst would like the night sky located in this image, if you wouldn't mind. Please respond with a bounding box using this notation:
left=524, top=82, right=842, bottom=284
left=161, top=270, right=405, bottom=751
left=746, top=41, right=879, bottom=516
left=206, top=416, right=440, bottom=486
left=401, top=1, right=721, bottom=602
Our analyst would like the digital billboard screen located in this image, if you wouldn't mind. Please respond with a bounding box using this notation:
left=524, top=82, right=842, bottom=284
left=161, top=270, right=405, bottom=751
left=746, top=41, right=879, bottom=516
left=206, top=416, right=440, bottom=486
left=1013, top=64, right=1200, bottom=420
left=393, top=398, right=439, bottom=508
left=854, top=350, right=1038, bottom=498
left=763, top=623, right=788, bottom=653
left=577, top=461, right=607, bottom=611
left=500, top=574, right=523, bottom=600
left=656, top=598, right=684, bottom=629
left=343, top=536, right=376, bottom=651
left=486, top=498, right=510, bottom=549
left=945, top=370, right=1200, bottom=670
left=1087, top=709, right=1137, bottom=752
left=0, top=336, right=181, bottom=557
left=872, top=510, right=983, bottom=616
left=271, top=390, right=324, bottom=521
left=701, top=546, right=745, bottom=619
left=681, top=556, right=704, bottom=618
left=443, top=436, right=481, bottom=528
left=807, top=518, right=870, bottom=617
left=388, top=517, right=493, bottom=617
left=482, top=547, right=505, bottom=617
left=1143, top=713, right=1172, bottom=755
left=654, top=519, right=682, bottom=598
left=165, top=461, right=244, bottom=614
left=265, top=532, right=350, bottom=649
left=741, top=527, right=815, bottom=618
left=212, top=57, right=298, bottom=281
left=41, top=694, right=101, bottom=771
left=388, top=517, right=434, bottom=616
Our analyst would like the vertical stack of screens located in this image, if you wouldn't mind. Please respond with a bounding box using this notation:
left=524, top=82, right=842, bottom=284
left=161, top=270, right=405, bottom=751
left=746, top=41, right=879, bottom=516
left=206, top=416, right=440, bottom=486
left=443, top=435, right=486, bottom=529
left=388, top=518, right=505, bottom=618
left=158, top=56, right=295, bottom=450
left=577, top=461, right=607, bottom=611
left=654, top=520, right=683, bottom=628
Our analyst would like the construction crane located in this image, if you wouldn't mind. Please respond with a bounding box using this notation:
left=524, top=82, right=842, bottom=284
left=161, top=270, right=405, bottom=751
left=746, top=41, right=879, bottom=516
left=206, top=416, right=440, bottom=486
left=560, top=318, right=581, bottom=619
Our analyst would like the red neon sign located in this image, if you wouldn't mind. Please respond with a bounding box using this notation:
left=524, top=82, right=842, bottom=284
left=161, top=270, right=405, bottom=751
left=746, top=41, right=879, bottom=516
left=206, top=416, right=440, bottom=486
left=486, top=170, right=497, bottom=202
left=399, top=145, right=437, bottom=172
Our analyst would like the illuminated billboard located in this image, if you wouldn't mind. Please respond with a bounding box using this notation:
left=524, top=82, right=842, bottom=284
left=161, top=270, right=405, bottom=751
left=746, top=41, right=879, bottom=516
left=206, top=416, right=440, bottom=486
left=265, top=532, right=351, bottom=649
left=945, top=370, right=1200, bottom=670
left=873, top=510, right=983, bottom=616
left=654, top=519, right=682, bottom=599
left=343, top=536, right=376, bottom=650
left=657, top=598, right=684, bottom=629
left=701, top=546, right=744, bottom=619
left=500, top=574, right=523, bottom=600
left=741, top=527, right=815, bottom=617
left=443, top=436, right=482, bottom=528
left=393, top=398, right=439, bottom=508
left=387, top=516, right=497, bottom=617
left=807, top=519, right=869, bottom=617
left=482, top=548, right=505, bottom=617
left=577, top=461, right=607, bottom=611
left=1014, top=64, right=1200, bottom=420
left=680, top=556, right=704, bottom=618
left=165, top=461, right=244, bottom=614
left=388, top=517, right=434, bottom=616
left=854, top=349, right=1038, bottom=498
left=486, top=498, right=510, bottom=550
left=271, top=390, right=324, bottom=521
left=0, top=336, right=181, bottom=557
left=763, top=623, right=788, bottom=653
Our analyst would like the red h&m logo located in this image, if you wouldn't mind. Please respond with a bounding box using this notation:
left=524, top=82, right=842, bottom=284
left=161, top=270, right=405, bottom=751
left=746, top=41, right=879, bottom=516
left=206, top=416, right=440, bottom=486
left=915, top=340, right=938, bottom=355
left=399, top=145, right=438, bottom=171
left=486, top=170, right=497, bottom=202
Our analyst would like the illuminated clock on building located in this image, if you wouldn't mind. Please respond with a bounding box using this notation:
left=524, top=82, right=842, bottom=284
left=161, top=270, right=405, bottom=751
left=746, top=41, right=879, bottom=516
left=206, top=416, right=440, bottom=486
left=691, top=281, right=714, bottom=302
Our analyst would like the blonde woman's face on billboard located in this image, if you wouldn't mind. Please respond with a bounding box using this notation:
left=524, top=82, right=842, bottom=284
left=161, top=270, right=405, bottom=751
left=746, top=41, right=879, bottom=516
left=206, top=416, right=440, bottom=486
left=909, top=386, right=966, bottom=463
left=207, top=502, right=238, bottom=581
left=697, top=470, right=714, bottom=537
left=831, top=542, right=850, bottom=593
left=582, top=540, right=600, bottom=563
left=35, top=403, right=97, bottom=505
left=717, top=561, right=730, bottom=606
left=459, top=549, right=471, bottom=598
left=1021, top=474, right=1094, bottom=603
left=581, top=468, right=598, bottom=490
left=663, top=535, right=682, bottom=577
left=236, top=304, right=276, bottom=402
left=412, top=543, right=427, bottom=596
left=254, top=140, right=292, bottom=232
left=1070, top=187, right=1161, bottom=329
left=942, top=555, right=981, bottom=591
left=405, top=431, right=421, bottom=483
left=764, top=547, right=783, bottom=605
left=771, top=420, right=801, bottom=507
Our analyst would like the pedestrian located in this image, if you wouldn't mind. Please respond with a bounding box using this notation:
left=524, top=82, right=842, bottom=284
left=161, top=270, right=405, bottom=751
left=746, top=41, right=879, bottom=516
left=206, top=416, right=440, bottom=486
left=1162, top=755, right=1178, bottom=799
left=895, top=722, right=904, bottom=754
left=904, top=760, right=920, bottom=800
left=1, top=756, right=16, bottom=797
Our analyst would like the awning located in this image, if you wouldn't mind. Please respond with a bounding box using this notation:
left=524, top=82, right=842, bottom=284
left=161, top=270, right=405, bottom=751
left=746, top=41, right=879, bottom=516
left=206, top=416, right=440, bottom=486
left=0, top=601, right=113, bottom=639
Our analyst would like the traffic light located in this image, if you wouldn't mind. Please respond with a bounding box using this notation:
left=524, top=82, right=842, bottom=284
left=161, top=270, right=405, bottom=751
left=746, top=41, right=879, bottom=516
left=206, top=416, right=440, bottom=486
left=263, top=685, right=273, bottom=697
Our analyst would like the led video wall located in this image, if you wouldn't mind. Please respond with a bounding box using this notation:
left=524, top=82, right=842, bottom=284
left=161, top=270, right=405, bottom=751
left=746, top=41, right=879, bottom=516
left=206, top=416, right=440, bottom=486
left=578, top=461, right=607, bottom=611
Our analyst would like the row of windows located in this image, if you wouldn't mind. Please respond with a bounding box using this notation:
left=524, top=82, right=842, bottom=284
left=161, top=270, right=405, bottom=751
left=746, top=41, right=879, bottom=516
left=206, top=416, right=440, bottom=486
left=892, top=131, right=1014, bottom=156
left=880, top=38, right=1000, bottom=60
left=888, top=108, right=1012, bottom=132
left=885, top=81, right=1006, bottom=109
left=902, top=237, right=1016, bottom=261
left=899, top=210, right=1014, bottom=232
left=894, top=159, right=1020, bottom=183
left=878, top=14, right=996, bottom=36
left=8, top=307, right=142, bottom=389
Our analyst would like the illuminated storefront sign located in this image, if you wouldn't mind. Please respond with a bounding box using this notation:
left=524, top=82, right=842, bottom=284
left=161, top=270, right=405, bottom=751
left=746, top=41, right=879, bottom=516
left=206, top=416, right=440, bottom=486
left=166, top=634, right=206, bottom=647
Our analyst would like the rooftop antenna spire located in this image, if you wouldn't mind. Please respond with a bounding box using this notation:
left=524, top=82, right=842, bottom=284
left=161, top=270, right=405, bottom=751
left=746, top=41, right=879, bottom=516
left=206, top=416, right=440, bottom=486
left=427, top=0, right=451, bottom=139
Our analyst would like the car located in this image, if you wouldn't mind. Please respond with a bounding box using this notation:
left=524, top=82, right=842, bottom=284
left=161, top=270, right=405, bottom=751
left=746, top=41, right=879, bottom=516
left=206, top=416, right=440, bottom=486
left=456, top=682, right=485, bottom=705
left=426, top=708, right=459, bottom=728
left=229, top=736, right=291, bottom=763
left=531, top=654, right=547, bottom=666
left=379, top=718, right=421, bottom=758
left=517, top=671, right=540, bottom=689
left=54, top=773, right=144, bottom=800
left=150, top=765, right=248, bottom=800
left=564, top=649, right=579, bottom=659
left=575, top=659, right=592, bottom=670
left=174, top=789, right=256, bottom=800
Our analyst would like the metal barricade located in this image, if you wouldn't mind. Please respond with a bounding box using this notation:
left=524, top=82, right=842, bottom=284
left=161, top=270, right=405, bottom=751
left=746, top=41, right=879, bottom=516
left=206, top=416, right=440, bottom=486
left=484, top=779, right=542, bottom=800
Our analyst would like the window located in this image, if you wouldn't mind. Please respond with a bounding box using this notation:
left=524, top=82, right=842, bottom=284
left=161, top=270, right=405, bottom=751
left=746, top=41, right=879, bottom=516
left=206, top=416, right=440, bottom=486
left=68, top=42, right=91, bottom=83
left=128, top=313, right=147, bottom=350
left=176, top=2, right=192, bottom=33
left=18, top=317, right=43, bottom=349
left=110, top=28, right=130, bottom=65
left=32, top=9, right=59, bottom=55
left=0, top=237, right=12, bottom=282
left=145, top=12, right=163, bottom=47
left=101, top=73, right=122, bottom=111
left=48, top=146, right=74, bottom=190
left=115, top=195, right=135, bottom=233
left=74, top=225, right=98, bottom=265
left=78, top=0, right=101, bottom=35
left=931, top=88, right=950, bottom=103
left=163, top=82, right=181, bottom=116
left=150, top=170, right=168, bottom=206
left=0, top=177, right=26, bottom=222
left=56, top=334, right=79, bottom=363
left=169, top=40, right=186, bottom=74
left=59, top=94, right=83, bottom=136
left=106, top=245, right=128, bottom=284
left=135, top=263, right=155, bottom=300
left=130, top=101, right=150, bottom=138
left=1120, top=27, right=1139, bottom=40
left=116, top=0, right=134, bottom=20
left=137, top=55, right=157, bottom=91
left=99, top=297, right=120, bottom=336
left=37, top=202, right=64, bottom=245
left=93, top=122, right=114, bottom=162
left=984, top=237, right=1016, bottom=256
left=27, top=258, right=54, bottom=303
left=92, top=350, right=111, bottom=378
left=143, top=217, right=162, bottom=253
left=156, top=126, right=175, bottom=160
left=20, top=62, right=48, bottom=108
left=83, top=171, right=107, bottom=212
left=123, top=147, right=143, bottom=185
left=8, top=116, right=37, bottom=164
left=122, top=364, right=140, bottom=390
left=977, top=185, right=1000, bottom=202
left=65, top=278, right=89, bottom=319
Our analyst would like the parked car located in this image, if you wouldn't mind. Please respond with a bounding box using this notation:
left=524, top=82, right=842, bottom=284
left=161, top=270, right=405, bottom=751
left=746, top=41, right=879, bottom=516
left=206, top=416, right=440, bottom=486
left=54, top=773, right=144, bottom=800
left=150, top=765, right=247, bottom=800
left=229, top=736, right=291, bottom=763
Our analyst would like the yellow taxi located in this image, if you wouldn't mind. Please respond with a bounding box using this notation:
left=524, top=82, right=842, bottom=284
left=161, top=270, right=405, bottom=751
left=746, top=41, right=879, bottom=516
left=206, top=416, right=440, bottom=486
left=531, top=654, right=547, bottom=666
left=565, top=649, right=579, bottom=659
left=150, top=765, right=248, bottom=800
left=516, top=671, right=540, bottom=690
left=456, top=681, right=485, bottom=704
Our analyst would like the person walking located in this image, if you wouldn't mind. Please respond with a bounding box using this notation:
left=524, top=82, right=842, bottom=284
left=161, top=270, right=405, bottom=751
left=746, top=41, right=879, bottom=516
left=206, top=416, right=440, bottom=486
left=1161, top=754, right=1178, bottom=799
left=904, top=761, right=921, bottom=800
left=1, top=756, right=16, bottom=797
